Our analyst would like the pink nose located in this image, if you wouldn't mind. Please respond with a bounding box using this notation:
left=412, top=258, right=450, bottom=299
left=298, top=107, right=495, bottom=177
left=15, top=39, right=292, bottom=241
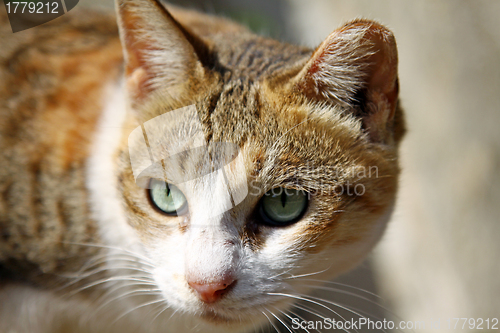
left=188, top=278, right=236, bottom=303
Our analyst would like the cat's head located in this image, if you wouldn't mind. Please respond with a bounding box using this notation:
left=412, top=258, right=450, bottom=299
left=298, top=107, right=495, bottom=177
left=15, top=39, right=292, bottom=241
left=114, top=0, right=404, bottom=330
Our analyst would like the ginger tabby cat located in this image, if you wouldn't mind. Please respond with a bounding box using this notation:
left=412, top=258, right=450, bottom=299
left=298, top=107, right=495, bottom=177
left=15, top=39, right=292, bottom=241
left=0, top=0, right=404, bottom=332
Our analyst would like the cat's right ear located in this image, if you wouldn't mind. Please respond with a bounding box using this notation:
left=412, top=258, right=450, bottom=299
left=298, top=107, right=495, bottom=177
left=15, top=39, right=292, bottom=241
left=115, top=0, right=208, bottom=103
left=290, top=20, right=399, bottom=142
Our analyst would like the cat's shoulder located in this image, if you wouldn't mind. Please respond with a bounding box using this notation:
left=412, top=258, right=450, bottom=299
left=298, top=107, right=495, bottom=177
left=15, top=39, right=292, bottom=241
left=0, top=8, right=125, bottom=283
left=0, top=8, right=123, bottom=153
left=0, top=8, right=120, bottom=62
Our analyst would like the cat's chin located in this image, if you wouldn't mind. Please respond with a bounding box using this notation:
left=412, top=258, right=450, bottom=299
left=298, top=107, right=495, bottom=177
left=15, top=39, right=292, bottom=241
left=193, top=308, right=260, bottom=333
left=186, top=302, right=267, bottom=328
left=190, top=299, right=287, bottom=330
left=198, top=308, right=241, bottom=324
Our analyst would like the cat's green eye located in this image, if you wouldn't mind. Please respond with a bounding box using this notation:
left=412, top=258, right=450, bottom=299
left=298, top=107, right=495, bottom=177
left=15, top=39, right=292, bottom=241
left=149, top=179, right=188, bottom=216
left=259, top=188, right=308, bottom=226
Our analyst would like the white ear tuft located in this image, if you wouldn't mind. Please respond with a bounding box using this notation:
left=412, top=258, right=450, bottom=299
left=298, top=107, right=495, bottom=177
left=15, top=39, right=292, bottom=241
left=294, top=20, right=399, bottom=142
left=303, top=25, right=374, bottom=104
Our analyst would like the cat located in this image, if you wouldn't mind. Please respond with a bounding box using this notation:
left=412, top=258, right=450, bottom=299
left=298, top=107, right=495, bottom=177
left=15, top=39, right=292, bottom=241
left=0, top=0, right=404, bottom=332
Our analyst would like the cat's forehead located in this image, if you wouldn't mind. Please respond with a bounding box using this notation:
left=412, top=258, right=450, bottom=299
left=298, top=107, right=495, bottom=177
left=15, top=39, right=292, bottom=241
left=197, top=78, right=261, bottom=145
left=211, top=34, right=311, bottom=80
left=137, top=67, right=371, bottom=192
left=208, top=94, right=367, bottom=186
left=145, top=83, right=363, bottom=162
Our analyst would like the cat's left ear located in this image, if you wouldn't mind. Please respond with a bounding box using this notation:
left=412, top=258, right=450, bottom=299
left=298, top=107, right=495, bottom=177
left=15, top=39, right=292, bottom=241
left=115, top=0, right=209, bottom=102
left=292, top=20, right=399, bottom=142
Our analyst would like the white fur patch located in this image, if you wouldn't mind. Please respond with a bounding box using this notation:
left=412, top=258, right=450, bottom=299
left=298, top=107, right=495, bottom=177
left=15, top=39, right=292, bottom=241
left=86, top=81, right=142, bottom=253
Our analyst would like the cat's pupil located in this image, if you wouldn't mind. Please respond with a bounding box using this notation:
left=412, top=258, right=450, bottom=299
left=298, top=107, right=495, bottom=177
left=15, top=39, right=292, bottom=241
left=259, top=188, right=308, bottom=226
left=281, top=192, right=287, bottom=207
left=149, top=179, right=188, bottom=216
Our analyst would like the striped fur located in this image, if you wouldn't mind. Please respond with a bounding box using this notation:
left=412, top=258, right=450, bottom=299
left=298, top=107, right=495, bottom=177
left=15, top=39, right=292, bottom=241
left=0, top=8, right=122, bottom=284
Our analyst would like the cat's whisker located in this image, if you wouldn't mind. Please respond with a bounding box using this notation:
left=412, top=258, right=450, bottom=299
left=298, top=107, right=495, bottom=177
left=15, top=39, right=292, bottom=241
left=262, top=309, right=281, bottom=333
left=58, top=258, right=155, bottom=290
left=308, top=294, right=398, bottom=333
left=295, top=279, right=410, bottom=328
left=291, top=303, right=329, bottom=331
left=55, top=266, right=155, bottom=293
left=268, top=268, right=294, bottom=280
left=301, top=284, right=386, bottom=313
left=104, top=266, right=154, bottom=276
left=66, top=275, right=157, bottom=297
left=268, top=292, right=342, bottom=319
left=295, top=301, right=381, bottom=333
left=53, top=253, right=142, bottom=284
left=298, top=286, right=396, bottom=331
left=80, top=253, right=156, bottom=272
left=167, top=308, right=180, bottom=322
left=297, top=293, right=391, bottom=333
left=151, top=300, right=171, bottom=323
left=105, top=279, right=157, bottom=292
left=297, top=278, right=381, bottom=299
left=268, top=309, right=295, bottom=333
left=299, top=292, right=363, bottom=317
left=93, top=280, right=162, bottom=307
left=112, top=298, right=166, bottom=325
left=65, top=253, right=111, bottom=275
left=147, top=301, right=170, bottom=326
left=282, top=266, right=332, bottom=280
left=58, top=264, right=154, bottom=282
left=267, top=292, right=352, bottom=333
left=61, top=242, right=151, bottom=261
left=94, top=264, right=153, bottom=275
left=54, top=252, right=157, bottom=290
left=78, top=251, right=154, bottom=270
left=272, top=305, right=316, bottom=333
left=62, top=242, right=155, bottom=266
left=94, top=288, right=162, bottom=313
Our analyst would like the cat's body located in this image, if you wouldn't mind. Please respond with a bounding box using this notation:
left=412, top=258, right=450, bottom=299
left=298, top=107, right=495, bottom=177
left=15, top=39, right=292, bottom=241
left=0, top=1, right=404, bottom=332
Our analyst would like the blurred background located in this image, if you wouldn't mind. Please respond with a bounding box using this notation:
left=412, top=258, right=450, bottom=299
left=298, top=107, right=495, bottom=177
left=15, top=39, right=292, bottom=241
left=80, top=0, right=500, bottom=331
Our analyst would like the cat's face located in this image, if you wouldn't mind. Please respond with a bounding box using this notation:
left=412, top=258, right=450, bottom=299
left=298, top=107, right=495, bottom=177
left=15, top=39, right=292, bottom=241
left=114, top=0, right=403, bottom=329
